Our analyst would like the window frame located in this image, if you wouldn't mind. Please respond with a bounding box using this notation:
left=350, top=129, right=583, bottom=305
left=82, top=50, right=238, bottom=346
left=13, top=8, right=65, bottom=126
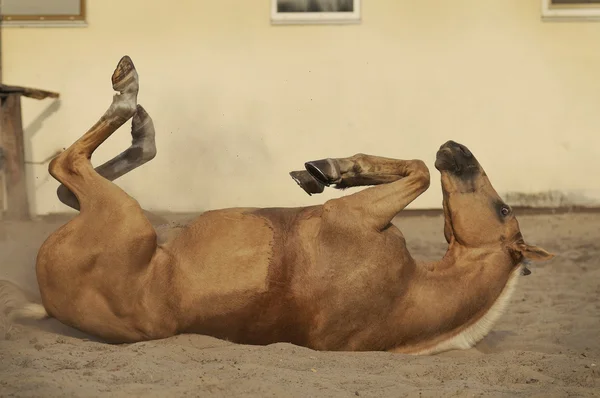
left=271, top=0, right=361, bottom=25
left=0, top=0, right=86, bottom=27
left=542, top=0, right=600, bottom=21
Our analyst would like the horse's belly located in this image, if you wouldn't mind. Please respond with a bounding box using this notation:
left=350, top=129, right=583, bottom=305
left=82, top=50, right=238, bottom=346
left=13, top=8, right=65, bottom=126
left=169, top=209, right=277, bottom=323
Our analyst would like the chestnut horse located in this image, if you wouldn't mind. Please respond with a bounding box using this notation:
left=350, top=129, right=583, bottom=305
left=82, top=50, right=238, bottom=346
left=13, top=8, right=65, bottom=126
left=11, top=56, right=553, bottom=355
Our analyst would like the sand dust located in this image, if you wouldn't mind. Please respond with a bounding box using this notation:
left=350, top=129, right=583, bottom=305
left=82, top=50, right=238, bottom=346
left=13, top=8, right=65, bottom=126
left=0, top=212, right=598, bottom=397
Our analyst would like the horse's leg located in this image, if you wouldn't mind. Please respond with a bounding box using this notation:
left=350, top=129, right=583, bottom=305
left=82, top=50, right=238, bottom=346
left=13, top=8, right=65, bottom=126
left=56, top=105, right=157, bottom=210
left=294, top=154, right=430, bottom=230
left=38, top=56, right=167, bottom=341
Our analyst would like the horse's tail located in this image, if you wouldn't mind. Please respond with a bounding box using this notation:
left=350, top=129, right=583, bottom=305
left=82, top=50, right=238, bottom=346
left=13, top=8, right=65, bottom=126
left=0, top=280, right=49, bottom=328
left=9, top=302, right=49, bottom=321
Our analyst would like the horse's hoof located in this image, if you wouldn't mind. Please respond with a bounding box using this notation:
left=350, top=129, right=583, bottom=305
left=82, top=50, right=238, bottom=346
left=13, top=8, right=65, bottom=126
left=112, top=55, right=138, bottom=93
left=290, top=170, right=325, bottom=196
left=304, top=159, right=341, bottom=186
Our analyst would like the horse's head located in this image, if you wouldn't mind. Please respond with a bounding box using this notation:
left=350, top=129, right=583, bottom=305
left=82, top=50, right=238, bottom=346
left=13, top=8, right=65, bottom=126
left=434, top=140, right=554, bottom=269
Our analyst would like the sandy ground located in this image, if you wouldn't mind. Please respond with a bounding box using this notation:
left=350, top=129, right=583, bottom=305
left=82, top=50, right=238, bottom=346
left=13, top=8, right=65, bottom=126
left=0, top=211, right=598, bottom=397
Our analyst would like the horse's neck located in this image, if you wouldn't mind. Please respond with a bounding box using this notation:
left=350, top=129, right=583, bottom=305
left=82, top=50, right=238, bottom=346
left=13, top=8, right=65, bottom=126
left=390, top=249, right=519, bottom=355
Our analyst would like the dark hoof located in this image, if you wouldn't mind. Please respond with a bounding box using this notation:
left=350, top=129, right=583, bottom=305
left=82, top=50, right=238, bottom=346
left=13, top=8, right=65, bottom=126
left=112, top=55, right=138, bottom=92
left=290, top=171, right=325, bottom=196
left=304, top=159, right=341, bottom=186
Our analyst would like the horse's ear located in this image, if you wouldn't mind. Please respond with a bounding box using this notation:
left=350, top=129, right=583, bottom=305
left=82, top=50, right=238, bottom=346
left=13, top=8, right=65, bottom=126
left=509, top=240, right=555, bottom=262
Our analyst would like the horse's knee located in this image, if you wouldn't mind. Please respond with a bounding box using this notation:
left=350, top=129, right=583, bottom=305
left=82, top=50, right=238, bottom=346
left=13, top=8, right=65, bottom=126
left=409, top=160, right=431, bottom=189
left=411, top=159, right=429, bottom=174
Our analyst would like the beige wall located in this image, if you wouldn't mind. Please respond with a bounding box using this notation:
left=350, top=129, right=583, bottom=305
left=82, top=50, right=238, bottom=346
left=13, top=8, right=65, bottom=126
left=3, top=0, right=600, bottom=215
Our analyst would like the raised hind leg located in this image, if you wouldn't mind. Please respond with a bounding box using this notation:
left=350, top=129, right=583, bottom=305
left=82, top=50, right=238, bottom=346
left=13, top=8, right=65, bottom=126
left=291, top=154, right=430, bottom=230
left=56, top=105, right=157, bottom=210
left=38, top=56, right=174, bottom=342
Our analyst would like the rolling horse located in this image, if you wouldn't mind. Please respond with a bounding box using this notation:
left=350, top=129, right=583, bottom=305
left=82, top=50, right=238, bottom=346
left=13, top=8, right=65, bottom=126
left=12, top=56, right=553, bottom=355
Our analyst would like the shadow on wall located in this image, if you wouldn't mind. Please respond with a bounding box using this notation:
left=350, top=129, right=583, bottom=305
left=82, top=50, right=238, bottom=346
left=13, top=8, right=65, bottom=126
left=23, top=100, right=63, bottom=216
left=277, top=0, right=354, bottom=12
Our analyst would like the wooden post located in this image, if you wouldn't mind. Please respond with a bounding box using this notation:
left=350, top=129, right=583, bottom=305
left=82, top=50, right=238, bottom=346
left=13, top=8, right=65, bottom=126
left=1, top=11, right=4, bottom=218
left=0, top=85, right=59, bottom=220
left=0, top=94, right=29, bottom=219
left=0, top=16, right=3, bottom=83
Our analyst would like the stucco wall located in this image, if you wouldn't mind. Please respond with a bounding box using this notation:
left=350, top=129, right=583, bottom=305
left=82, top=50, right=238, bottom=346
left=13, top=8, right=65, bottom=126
left=3, top=0, right=600, bottom=215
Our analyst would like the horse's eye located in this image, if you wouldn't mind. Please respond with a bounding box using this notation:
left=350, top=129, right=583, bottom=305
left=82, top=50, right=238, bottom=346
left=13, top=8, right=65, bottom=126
left=501, top=206, right=510, bottom=216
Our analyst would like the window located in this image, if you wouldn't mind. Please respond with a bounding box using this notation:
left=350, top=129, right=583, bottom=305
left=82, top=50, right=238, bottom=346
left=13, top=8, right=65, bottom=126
left=0, top=0, right=86, bottom=27
left=542, top=0, right=600, bottom=21
left=271, top=0, right=361, bottom=25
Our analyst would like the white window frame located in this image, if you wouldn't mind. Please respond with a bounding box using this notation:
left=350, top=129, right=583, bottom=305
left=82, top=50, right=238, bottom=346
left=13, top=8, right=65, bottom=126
left=271, top=0, right=361, bottom=25
left=542, top=0, right=600, bottom=21
left=0, top=0, right=87, bottom=28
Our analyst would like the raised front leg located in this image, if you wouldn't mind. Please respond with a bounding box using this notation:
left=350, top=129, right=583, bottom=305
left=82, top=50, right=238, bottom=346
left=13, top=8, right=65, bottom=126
left=294, top=154, right=430, bottom=230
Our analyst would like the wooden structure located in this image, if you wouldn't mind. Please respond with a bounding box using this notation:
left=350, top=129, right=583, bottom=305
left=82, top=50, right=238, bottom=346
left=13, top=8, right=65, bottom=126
left=0, top=84, right=59, bottom=220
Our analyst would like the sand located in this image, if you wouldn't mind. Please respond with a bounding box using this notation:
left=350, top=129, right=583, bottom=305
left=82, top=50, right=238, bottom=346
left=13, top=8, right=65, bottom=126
left=0, top=211, right=598, bottom=397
